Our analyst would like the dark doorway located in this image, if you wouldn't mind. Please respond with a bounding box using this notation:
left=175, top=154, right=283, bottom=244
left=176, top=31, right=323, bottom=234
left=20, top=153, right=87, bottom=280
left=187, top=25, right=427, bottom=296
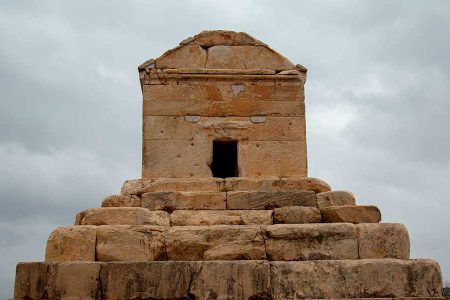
left=211, top=141, right=238, bottom=178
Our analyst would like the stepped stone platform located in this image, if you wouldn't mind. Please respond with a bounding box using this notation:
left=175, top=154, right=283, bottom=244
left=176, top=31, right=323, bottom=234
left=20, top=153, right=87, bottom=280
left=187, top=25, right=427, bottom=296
left=16, top=260, right=442, bottom=299
left=14, top=30, right=443, bottom=299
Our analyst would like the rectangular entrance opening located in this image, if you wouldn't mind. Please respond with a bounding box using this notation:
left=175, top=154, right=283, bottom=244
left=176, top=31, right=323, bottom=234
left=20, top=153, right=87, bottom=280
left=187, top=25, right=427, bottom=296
left=211, top=140, right=238, bottom=178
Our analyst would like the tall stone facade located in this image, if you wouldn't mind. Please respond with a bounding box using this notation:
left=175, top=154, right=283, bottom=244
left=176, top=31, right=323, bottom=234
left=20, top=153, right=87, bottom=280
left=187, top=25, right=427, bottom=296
left=14, top=31, right=443, bottom=299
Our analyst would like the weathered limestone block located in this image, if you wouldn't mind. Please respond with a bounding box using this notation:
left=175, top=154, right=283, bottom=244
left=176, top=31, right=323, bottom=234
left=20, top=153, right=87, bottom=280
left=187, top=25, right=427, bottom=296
left=316, top=190, right=356, bottom=208
left=268, top=177, right=331, bottom=193
left=96, top=225, right=166, bottom=261
left=15, top=260, right=271, bottom=300
left=120, top=179, right=146, bottom=195
left=357, top=223, right=410, bottom=259
left=142, top=139, right=212, bottom=178
left=206, top=45, right=295, bottom=70
left=186, top=30, right=266, bottom=47
left=270, top=259, right=443, bottom=299
left=222, top=176, right=331, bottom=193
left=163, top=68, right=278, bottom=75
left=14, top=262, right=104, bottom=299
left=47, top=262, right=103, bottom=299
left=165, top=225, right=266, bottom=260
left=156, top=44, right=206, bottom=69
left=143, top=98, right=305, bottom=117
left=273, top=206, right=321, bottom=224
left=263, top=224, right=358, bottom=261
left=45, top=226, right=96, bottom=262
left=196, top=117, right=250, bottom=141
left=121, top=177, right=223, bottom=196
left=14, top=262, right=48, bottom=300
left=121, top=177, right=332, bottom=196
left=100, top=261, right=196, bottom=299
left=238, top=140, right=307, bottom=177
left=248, top=116, right=305, bottom=141
left=227, top=190, right=316, bottom=210
left=170, top=210, right=273, bottom=225
left=321, top=205, right=381, bottom=223
left=143, top=116, right=305, bottom=142
left=142, top=191, right=226, bottom=211
left=101, top=194, right=141, bottom=207
left=143, top=83, right=304, bottom=103
left=14, top=260, right=442, bottom=299
left=189, top=261, right=271, bottom=299
left=75, top=207, right=170, bottom=226
left=143, top=115, right=197, bottom=141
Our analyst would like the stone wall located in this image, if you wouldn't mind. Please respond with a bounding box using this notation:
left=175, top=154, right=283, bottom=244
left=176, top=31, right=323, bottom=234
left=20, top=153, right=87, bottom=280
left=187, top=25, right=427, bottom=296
left=139, top=31, right=308, bottom=178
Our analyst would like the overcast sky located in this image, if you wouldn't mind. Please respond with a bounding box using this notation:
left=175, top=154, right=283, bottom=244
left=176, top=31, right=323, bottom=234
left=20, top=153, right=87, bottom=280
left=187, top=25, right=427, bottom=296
left=1, top=0, right=450, bottom=297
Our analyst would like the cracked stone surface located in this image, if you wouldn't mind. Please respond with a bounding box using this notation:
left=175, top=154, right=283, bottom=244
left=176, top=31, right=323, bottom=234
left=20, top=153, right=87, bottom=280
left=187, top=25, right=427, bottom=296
left=15, top=260, right=442, bottom=299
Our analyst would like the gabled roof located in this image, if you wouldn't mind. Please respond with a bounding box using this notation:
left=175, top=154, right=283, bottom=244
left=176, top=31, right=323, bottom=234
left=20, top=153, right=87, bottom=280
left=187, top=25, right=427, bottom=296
left=139, top=30, right=303, bottom=72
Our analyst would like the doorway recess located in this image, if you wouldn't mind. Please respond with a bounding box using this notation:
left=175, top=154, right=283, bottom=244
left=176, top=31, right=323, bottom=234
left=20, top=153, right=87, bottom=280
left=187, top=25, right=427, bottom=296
left=210, top=141, right=238, bottom=178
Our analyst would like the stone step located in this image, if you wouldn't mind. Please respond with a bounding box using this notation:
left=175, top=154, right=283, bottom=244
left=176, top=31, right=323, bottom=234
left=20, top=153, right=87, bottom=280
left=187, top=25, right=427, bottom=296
left=320, top=205, right=381, bottom=223
left=75, top=205, right=381, bottom=227
left=227, top=190, right=316, bottom=209
left=15, top=259, right=443, bottom=300
left=45, top=223, right=410, bottom=262
left=273, top=206, right=321, bottom=223
left=75, top=207, right=170, bottom=226
left=142, top=191, right=227, bottom=210
left=316, top=190, right=356, bottom=208
left=120, top=176, right=331, bottom=196
left=170, top=209, right=273, bottom=225
left=103, top=189, right=329, bottom=211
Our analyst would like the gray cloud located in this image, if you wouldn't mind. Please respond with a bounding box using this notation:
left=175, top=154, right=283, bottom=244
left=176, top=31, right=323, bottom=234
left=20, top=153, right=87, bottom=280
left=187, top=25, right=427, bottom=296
left=1, top=0, right=450, bottom=297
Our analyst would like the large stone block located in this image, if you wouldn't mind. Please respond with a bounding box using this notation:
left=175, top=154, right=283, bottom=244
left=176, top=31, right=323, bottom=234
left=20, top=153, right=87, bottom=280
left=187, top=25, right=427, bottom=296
left=263, top=224, right=358, bottom=261
left=227, top=190, right=316, bottom=210
left=187, top=30, right=266, bottom=47
left=143, top=116, right=305, bottom=142
left=142, top=191, right=226, bottom=211
left=206, top=45, right=295, bottom=70
left=143, top=98, right=305, bottom=117
left=170, top=210, right=273, bottom=225
left=14, top=259, right=442, bottom=299
left=144, top=71, right=301, bottom=85
left=47, top=262, right=102, bottom=299
left=121, top=177, right=331, bottom=196
left=143, top=82, right=303, bottom=102
left=222, top=176, right=331, bottom=193
left=45, top=226, right=96, bottom=262
left=101, top=194, right=141, bottom=207
left=96, top=225, right=166, bottom=261
left=248, top=116, right=305, bottom=141
left=16, top=260, right=271, bottom=300
left=357, top=223, right=410, bottom=259
left=14, top=262, right=48, bottom=300
left=156, top=44, right=207, bottom=69
left=142, top=139, right=212, bottom=178
left=189, top=261, right=271, bottom=299
left=165, top=225, right=266, bottom=260
left=270, top=259, right=443, bottom=299
left=75, top=207, right=170, bottom=226
left=238, top=140, right=307, bottom=177
left=316, top=190, right=356, bottom=208
left=143, top=115, right=200, bottom=141
left=100, top=261, right=195, bottom=299
left=273, top=206, right=321, bottom=224
left=121, top=177, right=223, bottom=195
left=321, top=205, right=381, bottom=223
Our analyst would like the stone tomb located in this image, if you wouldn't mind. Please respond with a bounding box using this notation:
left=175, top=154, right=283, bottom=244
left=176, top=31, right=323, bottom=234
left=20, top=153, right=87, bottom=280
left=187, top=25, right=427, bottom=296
left=14, top=30, right=443, bottom=299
